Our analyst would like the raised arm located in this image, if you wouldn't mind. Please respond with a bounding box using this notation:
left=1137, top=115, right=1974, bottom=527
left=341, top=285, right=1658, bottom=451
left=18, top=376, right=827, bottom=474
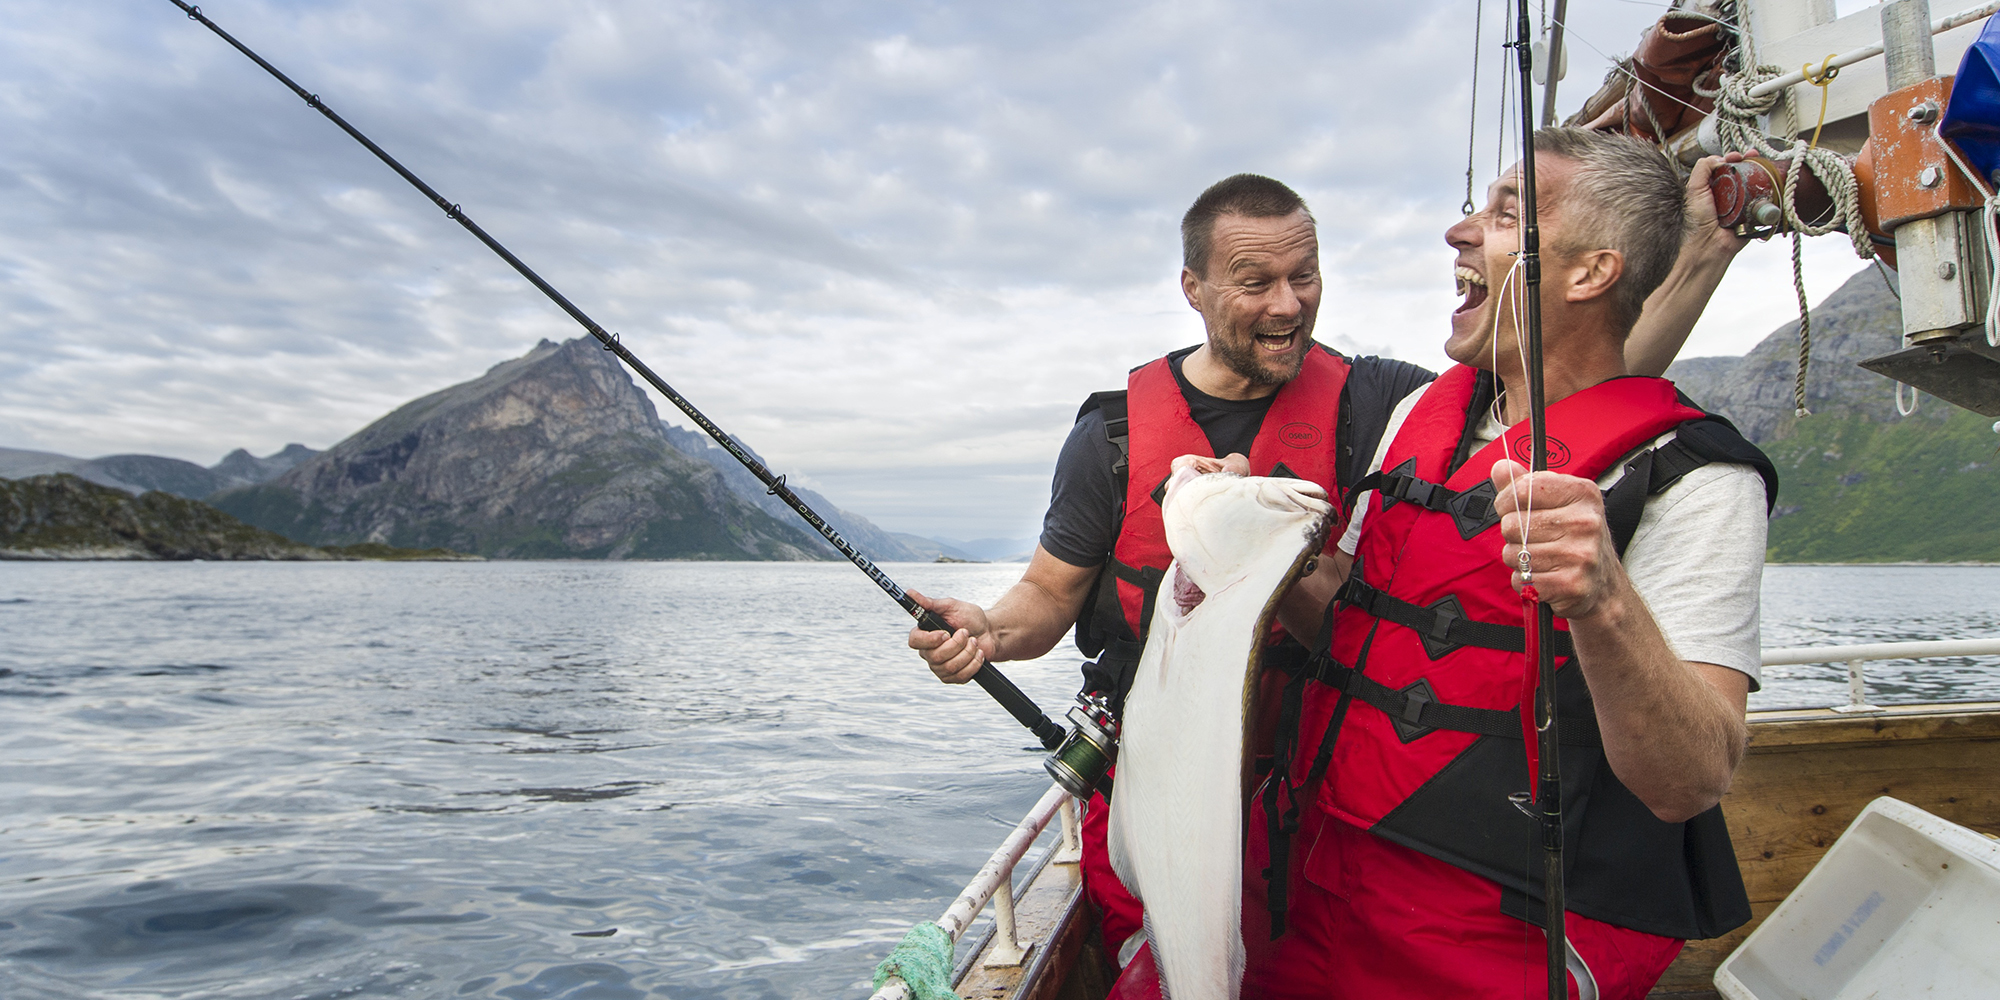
left=908, top=545, right=1100, bottom=683
left=1624, top=154, right=1751, bottom=378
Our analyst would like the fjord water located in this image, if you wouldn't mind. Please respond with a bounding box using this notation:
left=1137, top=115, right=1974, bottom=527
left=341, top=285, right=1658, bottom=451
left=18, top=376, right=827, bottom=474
left=2, top=563, right=1997, bottom=999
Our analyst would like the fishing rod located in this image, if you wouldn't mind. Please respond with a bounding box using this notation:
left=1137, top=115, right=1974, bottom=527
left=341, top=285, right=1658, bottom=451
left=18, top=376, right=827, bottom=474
left=1510, top=0, right=1567, bottom=996
left=161, top=0, right=1066, bottom=755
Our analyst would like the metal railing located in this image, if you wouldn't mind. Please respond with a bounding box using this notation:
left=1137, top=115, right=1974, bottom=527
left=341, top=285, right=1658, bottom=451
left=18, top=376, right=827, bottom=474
left=868, top=783, right=1080, bottom=1000
left=1761, top=637, right=2000, bottom=712
left=1745, top=0, right=2000, bottom=99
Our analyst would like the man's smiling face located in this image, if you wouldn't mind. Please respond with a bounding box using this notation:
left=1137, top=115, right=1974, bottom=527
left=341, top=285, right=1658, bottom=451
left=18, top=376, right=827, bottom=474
left=1182, top=209, right=1321, bottom=388
left=1442, top=154, right=1578, bottom=369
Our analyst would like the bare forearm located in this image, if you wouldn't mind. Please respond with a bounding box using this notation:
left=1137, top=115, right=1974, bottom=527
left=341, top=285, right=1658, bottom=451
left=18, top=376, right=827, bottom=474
left=1624, top=246, right=1735, bottom=377
left=985, top=577, right=1088, bottom=661
left=1567, top=579, right=1748, bottom=822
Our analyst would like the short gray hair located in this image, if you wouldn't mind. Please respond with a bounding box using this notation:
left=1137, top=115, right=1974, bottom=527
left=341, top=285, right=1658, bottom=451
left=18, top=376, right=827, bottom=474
left=1531, top=128, right=1686, bottom=328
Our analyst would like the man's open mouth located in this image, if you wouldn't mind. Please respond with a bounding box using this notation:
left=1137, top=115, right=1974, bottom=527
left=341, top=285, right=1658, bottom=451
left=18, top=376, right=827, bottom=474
left=1454, top=265, right=1489, bottom=316
left=1254, top=328, right=1299, bottom=353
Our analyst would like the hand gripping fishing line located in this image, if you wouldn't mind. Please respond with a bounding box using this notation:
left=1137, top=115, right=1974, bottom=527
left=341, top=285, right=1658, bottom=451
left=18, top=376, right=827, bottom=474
left=161, top=0, right=1066, bottom=754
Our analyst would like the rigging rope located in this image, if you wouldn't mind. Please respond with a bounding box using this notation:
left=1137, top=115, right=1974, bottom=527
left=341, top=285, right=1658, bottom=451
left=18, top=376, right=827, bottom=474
left=1465, top=0, right=1485, bottom=215
left=1707, top=63, right=1877, bottom=417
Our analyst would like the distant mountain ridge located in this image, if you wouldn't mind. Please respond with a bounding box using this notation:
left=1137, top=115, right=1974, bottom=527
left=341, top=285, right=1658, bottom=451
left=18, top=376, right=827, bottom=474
left=1667, top=265, right=2000, bottom=562
left=1665, top=265, right=1909, bottom=444
left=208, top=338, right=845, bottom=560
left=659, top=424, right=942, bottom=562
left=0, top=444, right=317, bottom=499
left=7, top=344, right=979, bottom=562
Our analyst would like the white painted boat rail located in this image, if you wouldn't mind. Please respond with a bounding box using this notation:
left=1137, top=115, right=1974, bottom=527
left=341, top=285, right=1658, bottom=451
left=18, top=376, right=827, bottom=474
left=868, top=782, right=1080, bottom=1000
left=1761, top=637, right=2000, bottom=712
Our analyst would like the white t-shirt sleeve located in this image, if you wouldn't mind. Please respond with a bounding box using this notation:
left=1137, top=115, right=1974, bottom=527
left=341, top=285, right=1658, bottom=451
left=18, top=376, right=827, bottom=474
left=1338, top=382, right=1431, bottom=555
left=1613, top=459, right=1769, bottom=690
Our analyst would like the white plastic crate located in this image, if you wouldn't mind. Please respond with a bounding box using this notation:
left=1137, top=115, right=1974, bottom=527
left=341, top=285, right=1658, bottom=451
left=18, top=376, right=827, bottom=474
left=1716, top=796, right=2000, bottom=1000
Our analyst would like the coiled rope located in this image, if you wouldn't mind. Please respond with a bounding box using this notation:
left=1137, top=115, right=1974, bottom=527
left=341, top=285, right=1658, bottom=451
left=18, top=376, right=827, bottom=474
left=1703, top=60, right=1877, bottom=416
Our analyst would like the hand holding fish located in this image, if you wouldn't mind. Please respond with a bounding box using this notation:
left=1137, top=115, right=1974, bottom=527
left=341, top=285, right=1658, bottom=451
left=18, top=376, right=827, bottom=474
left=1182, top=452, right=1252, bottom=477
left=1488, top=458, right=1629, bottom=622
left=907, top=591, right=996, bottom=684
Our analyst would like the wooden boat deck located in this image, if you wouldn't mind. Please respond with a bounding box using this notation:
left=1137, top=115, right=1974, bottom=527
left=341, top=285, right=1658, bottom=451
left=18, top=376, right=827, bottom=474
left=1651, top=701, right=2000, bottom=997
left=955, top=701, right=2000, bottom=999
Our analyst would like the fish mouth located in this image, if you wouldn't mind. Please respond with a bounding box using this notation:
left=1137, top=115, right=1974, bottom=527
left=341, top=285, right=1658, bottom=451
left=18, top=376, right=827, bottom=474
left=1169, top=564, right=1206, bottom=616
left=1453, top=264, right=1489, bottom=317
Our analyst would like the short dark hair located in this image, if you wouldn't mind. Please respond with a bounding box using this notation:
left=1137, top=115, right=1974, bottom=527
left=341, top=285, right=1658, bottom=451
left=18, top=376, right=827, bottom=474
left=1530, top=128, right=1687, bottom=327
left=1181, top=174, right=1313, bottom=279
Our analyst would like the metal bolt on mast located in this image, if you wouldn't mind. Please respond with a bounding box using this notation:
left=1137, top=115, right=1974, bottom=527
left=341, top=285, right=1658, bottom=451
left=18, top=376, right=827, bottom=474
left=162, top=0, right=1065, bottom=752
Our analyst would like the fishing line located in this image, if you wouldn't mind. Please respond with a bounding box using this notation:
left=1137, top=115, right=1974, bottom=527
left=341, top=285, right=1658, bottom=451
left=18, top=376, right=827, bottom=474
left=159, top=0, right=1066, bottom=754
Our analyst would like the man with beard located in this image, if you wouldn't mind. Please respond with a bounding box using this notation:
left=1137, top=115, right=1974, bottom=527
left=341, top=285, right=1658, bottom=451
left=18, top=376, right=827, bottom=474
left=907, top=166, right=1747, bottom=984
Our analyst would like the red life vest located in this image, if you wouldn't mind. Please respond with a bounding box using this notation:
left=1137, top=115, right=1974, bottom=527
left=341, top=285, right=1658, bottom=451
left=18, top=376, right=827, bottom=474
left=1079, top=343, right=1350, bottom=959
left=1109, top=345, right=1350, bottom=640
left=1285, top=364, right=1750, bottom=941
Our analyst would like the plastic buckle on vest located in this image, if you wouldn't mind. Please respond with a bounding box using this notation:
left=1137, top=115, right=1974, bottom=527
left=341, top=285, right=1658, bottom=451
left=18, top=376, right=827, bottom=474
left=1376, top=459, right=1419, bottom=509
left=1400, top=477, right=1436, bottom=508
left=1418, top=595, right=1468, bottom=660
left=1444, top=481, right=1501, bottom=540
left=1391, top=678, right=1439, bottom=743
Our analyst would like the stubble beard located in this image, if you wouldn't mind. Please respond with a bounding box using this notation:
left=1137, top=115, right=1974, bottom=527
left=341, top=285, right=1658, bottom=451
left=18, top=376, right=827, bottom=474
left=1211, top=333, right=1309, bottom=387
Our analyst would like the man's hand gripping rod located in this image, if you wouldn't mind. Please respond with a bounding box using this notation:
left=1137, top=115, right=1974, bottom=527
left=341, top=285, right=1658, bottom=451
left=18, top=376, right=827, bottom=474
left=164, top=0, right=1065, bottom=753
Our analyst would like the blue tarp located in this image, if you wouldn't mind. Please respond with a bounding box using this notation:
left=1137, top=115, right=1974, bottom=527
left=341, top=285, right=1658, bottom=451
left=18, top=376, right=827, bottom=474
left=1942, top=15, right=2000, bottom=182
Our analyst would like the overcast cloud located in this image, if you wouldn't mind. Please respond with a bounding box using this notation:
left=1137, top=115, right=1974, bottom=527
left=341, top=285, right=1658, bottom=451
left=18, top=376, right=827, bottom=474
left=1, top=0, right=1874, bottom=540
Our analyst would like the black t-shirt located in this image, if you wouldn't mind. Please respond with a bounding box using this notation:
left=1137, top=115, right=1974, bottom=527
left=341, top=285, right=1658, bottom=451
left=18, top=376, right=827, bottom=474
left=1038, top=349, right=1436, bottom=568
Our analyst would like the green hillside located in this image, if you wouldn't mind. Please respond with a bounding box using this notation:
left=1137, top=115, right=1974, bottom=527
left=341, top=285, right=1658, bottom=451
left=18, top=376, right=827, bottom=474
left=1764, top=407, right=2000, bottom=562
left=1, top=474, right=471, bottom=561
left=1666, top=264, right=2000, bottom=564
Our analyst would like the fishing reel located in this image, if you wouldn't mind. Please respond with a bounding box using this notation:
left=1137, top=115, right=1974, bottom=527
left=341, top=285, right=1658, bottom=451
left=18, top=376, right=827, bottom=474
left=1043, top=690, right=1119, bottom=801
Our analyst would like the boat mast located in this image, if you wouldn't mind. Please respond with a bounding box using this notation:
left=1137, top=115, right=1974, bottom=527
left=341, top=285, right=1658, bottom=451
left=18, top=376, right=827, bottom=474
left=1541, top=0, right=1569, bottom=127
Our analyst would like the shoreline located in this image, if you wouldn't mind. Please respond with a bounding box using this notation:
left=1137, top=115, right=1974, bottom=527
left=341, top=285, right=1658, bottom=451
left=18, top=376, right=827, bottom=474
left=1768, top=561, right=2000, bottom=567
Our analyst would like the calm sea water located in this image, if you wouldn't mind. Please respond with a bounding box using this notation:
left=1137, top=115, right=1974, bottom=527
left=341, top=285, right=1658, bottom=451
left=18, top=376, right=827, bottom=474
left=1, top=562, right=1997, bottom=999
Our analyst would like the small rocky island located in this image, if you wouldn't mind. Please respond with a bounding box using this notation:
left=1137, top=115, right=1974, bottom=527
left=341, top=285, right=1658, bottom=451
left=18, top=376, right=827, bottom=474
left=0, top=474, right=474, bottom=561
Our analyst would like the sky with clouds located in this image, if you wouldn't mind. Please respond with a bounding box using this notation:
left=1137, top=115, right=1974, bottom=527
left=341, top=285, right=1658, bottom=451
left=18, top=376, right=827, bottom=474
left=2, top=0, right=1881, bottom=541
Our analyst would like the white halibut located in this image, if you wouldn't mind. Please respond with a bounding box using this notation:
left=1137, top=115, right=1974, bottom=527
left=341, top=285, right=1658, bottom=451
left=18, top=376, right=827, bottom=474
left=1107, top=458, right=1332, bottom=1000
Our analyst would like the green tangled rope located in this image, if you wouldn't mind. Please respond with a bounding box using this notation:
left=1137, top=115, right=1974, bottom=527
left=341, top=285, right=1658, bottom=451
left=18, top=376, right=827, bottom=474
left=872, top=922, right=961, bottom=1000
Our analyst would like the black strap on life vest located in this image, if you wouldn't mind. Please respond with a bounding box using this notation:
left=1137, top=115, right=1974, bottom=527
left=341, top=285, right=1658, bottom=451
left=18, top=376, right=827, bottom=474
left=1336, top=573, right=1576, bottom=660
left=1072, top=390, right=1139, bottom=663
left=1297, top=652, right=1603, bottom=747
left=1345, top=464, right=1502, bottom=541
left=1260, top=600, right=1352, bottom=936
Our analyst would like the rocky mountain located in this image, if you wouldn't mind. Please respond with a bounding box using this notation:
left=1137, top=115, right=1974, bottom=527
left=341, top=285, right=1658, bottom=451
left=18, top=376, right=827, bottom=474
left=1666, top=265, right=1909, bottom=442
left=1667, top=265, right=2000, bottom=562
left=212, top=444, right=320, bottom=488
left=0, top=473, right=467, bottom=561
left=209, top=338, right=829, bottom=560
left=659, top=424, right=938, bottom=561
left=0, top=443, right=319, bottom=499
